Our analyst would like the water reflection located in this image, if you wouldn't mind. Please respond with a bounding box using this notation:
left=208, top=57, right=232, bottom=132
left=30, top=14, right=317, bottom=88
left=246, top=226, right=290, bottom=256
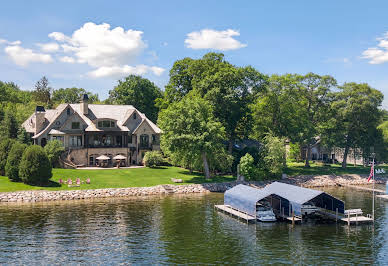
left=0, top=188, right=386, bottom=264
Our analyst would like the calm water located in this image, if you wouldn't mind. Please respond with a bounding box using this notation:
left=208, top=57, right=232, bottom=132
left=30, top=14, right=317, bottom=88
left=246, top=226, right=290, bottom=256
left=0, top=187, right=387, bottom=265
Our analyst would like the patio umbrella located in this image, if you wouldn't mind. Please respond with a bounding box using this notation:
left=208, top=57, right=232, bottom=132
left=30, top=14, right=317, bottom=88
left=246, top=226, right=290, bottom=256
left=113, top=155, right=126, bottom=160
left=96, top=155, right=110, bottom=160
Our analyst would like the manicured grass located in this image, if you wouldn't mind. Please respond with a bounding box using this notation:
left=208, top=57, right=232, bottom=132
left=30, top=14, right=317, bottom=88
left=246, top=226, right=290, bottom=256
left=284, top=161, right=388, bottom=177
left=0, top=166, right=235, bottom=193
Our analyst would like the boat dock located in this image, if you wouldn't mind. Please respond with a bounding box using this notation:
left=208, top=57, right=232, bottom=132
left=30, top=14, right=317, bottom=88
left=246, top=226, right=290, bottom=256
left=377, top=194, right=388, bottom=200
left=342, top=184, right=385, bottom=194
left=215, top=205, right=256, bottom=223
left=340, top=209, right=373, bottom=225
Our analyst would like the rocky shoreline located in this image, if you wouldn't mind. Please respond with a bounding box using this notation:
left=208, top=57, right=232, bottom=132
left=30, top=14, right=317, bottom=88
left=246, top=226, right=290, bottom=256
left=0, top=174, right=386, bottom=203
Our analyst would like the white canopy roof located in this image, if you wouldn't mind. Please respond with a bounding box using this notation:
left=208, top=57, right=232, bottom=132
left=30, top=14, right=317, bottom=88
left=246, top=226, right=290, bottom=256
left=96, top=155, right=110, bottom=160
left=113, top=155, right=126, bottom=160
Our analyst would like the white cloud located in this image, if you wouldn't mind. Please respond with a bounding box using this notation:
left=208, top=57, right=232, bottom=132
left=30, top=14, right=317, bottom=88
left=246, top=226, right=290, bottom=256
left=0, top=39, right=21, bottom=45
left=4, top=45, right=53, bottom=67
left=37, top=42, right=60, bottom=52
left=185, top=29, right=247, bottom=51
left=362, top=32, right=388, bottom=64
left=46, top=22, right=163, bottom=78
left=88, top=64, right=165, bottom=78
left=49, top=22, right=147, bottom=68
left=59, top=56, right=76, bottom=63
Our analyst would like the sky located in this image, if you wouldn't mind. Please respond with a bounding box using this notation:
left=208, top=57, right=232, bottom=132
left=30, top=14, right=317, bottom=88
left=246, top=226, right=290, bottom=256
left=0, top=1, right=388, bottom=108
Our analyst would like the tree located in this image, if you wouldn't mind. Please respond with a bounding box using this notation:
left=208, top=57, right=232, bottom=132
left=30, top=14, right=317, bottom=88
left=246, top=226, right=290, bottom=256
left=239, top=153, right=255, bottom=180
left=143, top=151, right=164, bottom=168
left=161, top=53, right=268, bottom=153
left=158, top=94, right=226, bottom=179
left=0, top=111, right=18, bottom=140
left=5, top=142, right=27, bottom=181
left=262, top=134, right=286, bottom=176
left=52, top=87, right=99, bottom=104
left=19, top=145, right=52, bottom=184
left=17, top=127, right=31, bottom=144
left=108, top=75, right=162, bottom=122
left=0, top=139, right=16, bottom=175
left=33, top=76, right=52, bottom=107
left=44, top=140, right=65, bottom=167
left=323, top=83, right=384, bottom=168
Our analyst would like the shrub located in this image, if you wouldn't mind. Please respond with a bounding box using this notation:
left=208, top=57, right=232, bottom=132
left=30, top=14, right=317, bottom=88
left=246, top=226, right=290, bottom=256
left=19, top=145, right=52, bottom=184
left=0, top=139, right=16, bottom=175
left=143, top=151, right=164, bottom=168
left=5, top=142, right=27, bottom=181
left=239, top=153, right=256, bottom=180
left=44, top=140, right=65, bottom=167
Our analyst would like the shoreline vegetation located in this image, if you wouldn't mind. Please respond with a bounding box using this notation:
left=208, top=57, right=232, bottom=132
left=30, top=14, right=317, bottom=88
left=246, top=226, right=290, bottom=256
left=0, top=163, right=386, bottom=203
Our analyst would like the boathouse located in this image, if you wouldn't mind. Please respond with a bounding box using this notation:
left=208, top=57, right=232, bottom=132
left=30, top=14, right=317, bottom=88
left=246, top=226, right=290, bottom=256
left=224, top=182, right=345, bottom=218
left=224, top=184, right=290, bottom=217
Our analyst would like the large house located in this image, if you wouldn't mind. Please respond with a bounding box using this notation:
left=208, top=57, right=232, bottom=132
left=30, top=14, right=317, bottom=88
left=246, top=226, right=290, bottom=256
left=22, top=94, right=161, bottom=167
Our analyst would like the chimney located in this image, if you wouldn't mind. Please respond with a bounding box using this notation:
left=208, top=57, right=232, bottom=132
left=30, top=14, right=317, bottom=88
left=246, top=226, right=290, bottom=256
left=81, top=94, right=89, bottom=115
left=34, top=106, right=46, bottom=135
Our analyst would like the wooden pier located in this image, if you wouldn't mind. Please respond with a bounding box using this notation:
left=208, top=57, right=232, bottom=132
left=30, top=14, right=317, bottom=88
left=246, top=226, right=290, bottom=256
left=340, top=209, right=373, bottom=225
left=342, top=184, right=385, bottom=194
left=377, top=194, right=388, bottom=200
left=215, top=205, right=256, bottom=223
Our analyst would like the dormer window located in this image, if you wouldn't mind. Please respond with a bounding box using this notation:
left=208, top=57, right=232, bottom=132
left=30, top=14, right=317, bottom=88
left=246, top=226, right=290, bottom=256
left=97, top=120, right=116, bottom=128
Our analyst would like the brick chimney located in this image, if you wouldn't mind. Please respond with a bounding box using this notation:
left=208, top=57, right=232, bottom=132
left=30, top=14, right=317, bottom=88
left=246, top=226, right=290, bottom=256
left=34, top=106, right=46, bottom=135
left=81, top=94, right=89, bottom=115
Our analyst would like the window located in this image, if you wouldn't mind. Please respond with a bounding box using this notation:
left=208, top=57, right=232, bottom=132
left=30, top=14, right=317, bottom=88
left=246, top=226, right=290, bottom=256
left=69, top=135, right=82, bottom=147
left=128, top=134, right=132, bottom=144
left=67, top=108, right=71, bottom=116
left=140, top=134, right=149, bottom=147
left=152, top=134, right=157, bottom=144
left=51, top=136, right=64, bottom=144
left=97, top=120, right=115, bottom=128
left=71, top=122, right=80, bottom=129
left=133, top=113, right=137, bottom=120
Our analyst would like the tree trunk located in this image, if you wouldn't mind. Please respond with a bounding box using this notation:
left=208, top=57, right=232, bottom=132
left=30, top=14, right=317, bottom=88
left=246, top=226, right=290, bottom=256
left=228, top=138, right=234, bottom=154
left=202, top=152, right=210, bottom=180
left=342, top=145, right=350, bottom=168
left=304, top=144, right=311, bottom=167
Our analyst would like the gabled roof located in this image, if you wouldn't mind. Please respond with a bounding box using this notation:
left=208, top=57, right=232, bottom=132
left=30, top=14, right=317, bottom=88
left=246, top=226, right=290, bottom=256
left=25, top=103, right=161, bottom=137
left=263, top=182, right=323, bottom=205
left=132, top=117, right=162, bottom=134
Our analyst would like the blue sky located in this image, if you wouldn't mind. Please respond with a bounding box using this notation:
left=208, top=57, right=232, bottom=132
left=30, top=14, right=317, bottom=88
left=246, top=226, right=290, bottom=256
left=0, top=1, right=387, bottom=108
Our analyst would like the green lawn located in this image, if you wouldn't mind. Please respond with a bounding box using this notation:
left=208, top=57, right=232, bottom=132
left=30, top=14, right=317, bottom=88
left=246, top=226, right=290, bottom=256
left=1, top=163, right=386, bottom=193
left=0, top=166, right=235, bottom=193
left=284, top=161, right=388, bottom=176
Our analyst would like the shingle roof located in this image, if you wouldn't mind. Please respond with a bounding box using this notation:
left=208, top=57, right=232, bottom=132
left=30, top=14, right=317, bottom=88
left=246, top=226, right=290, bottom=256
left=25, top=103, right=161, bottom=136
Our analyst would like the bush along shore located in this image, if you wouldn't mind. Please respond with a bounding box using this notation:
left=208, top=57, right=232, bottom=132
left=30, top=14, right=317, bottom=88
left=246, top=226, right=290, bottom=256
left=0, top=173, right=387, bottom=203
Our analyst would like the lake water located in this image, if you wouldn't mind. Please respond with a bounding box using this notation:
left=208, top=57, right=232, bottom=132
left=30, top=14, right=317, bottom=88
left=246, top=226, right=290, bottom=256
left=0, top=187, right=387, bottom=265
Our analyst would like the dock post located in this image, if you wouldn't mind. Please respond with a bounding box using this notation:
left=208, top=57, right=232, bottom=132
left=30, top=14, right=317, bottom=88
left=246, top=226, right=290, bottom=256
left=292, top=210, right=295, bottom=227
left=348, top=212, right=350, bottom=227
left=336, top=208, right=338, bottom=223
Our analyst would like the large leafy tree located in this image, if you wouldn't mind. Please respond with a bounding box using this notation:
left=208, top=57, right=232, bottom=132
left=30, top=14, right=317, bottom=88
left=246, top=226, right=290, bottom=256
left=108, top=75, right=162, bottom=122
left=161, top=53, right=267, bottom=152
left=0, top=111, right=18, bottom=140
left=158, top=94, right=226, bottom=179
left=52, top=87, right=99, bottom=104
left=323, top=83, right=384, bottom=168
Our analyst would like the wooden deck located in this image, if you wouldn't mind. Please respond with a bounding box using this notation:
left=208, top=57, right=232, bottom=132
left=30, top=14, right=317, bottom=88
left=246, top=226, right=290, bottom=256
left=343, top=184, right=385, bottom=194
left=377, top=194, right=388, bottom=200
left=340, top=216, right=373, bottom=224
left=215, top=205, right=256, bottom=222
left=340, top=209, right=373, bottom=225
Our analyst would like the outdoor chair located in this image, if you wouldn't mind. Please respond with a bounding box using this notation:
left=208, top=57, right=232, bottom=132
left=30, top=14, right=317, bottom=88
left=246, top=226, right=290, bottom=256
left=86, top=178, right=90, bottom=184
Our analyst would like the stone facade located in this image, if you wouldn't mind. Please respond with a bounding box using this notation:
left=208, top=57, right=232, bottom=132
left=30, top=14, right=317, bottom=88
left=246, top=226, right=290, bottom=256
left=22, top=96, right=162, bottom=166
